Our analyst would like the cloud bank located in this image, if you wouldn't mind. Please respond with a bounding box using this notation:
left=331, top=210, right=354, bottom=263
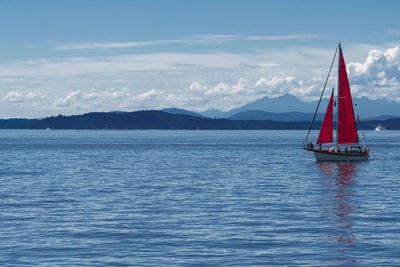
left=1, top=44, right=400, bottom=117
left=348, top=46, right=400, bottom=100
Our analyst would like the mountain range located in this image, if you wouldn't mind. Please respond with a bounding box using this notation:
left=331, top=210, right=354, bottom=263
left=1, top=110, right=399, bottom=130
left=163, top=94, right=400, bottom=121
left=0, top=94, right=399, bottom=130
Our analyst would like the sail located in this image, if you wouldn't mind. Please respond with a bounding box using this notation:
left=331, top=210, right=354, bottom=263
left=338, top=47, right=359, bottom=144
left=317, top=90, right=334, bottom=144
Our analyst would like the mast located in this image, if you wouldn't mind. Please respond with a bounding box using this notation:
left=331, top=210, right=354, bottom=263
left=336, top=43, right=341, bottom=148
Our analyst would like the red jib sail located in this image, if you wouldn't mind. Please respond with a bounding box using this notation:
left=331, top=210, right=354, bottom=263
left=317, top=90, right=334, bottom=144
left=338, top=47, right=359, bottom=144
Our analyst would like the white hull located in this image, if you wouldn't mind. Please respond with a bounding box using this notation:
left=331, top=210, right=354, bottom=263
left=313, top=150, right=369, bottom=161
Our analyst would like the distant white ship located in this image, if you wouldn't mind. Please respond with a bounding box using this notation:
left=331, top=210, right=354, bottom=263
left=375, top=125, right=386, bottom=131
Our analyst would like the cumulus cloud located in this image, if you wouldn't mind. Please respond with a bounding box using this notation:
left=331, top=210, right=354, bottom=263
left=136, top=89, right=162, bottom=101
left=49, top=87, right=173, bottom=112
left=52, top=88, right=134, bottom=111
left=255, top=76, right=299, bottom=89
left=2, top=44, right=400, bottom=117
left=184, top=74, right=338, bottom=110
left=2, top=92, right=24, bottom=103
left=53, top=90, right=83, bottom=107
left=254, top=76, right=304, bottom=96
left=179, top=77, right=310, bottom=111
left=347, top=46, right=400, bottom=99
left=189, top=81, right=208, bottom=94
left=2, top=91, right=43, bottom=103
left=204, top=83, right=231, bottom=97
left=348, top=47, right=400, bottom=78
left=202, top=78, right=246, bottom=97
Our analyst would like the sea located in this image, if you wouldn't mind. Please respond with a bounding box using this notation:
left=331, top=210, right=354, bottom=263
left=0, top=130, right=399, bottom=266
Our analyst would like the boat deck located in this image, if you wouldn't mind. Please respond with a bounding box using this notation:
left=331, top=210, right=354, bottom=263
left=303, top=146, right=369, bottom=161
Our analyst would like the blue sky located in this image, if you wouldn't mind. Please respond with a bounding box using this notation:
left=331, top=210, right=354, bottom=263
left=1, top=0, right=400, bottom=117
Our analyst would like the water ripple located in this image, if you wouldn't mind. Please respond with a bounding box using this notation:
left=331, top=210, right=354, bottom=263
left=0, top=130, right=399, bottom=266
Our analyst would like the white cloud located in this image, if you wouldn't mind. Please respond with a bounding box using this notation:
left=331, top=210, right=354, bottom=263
left=104, top=88, right=130, bottom=99
left=26, top=92, right=38, bottom=99
left=131, top=89, right=168, bottom=110
left=347, top=46, right=400, bottom=99
left=232, top=78, right=247, bottom=94
left=136, top=89, right=162, bottom=101
left=2, top=91, right=43, bottom=103
left=54, top=35, right=242, bottom=50
left=53, top=90, right=83, bottom=107
left=54, top=34, right=322, bottom=50
left=56, top=41, right=156, bottom=50
left=205, top=83, right=231, bottom=96
left=189, top=81, right=207, bottom=94
left=1, top=43, right=400, bottom=117
left=348, top=47, right=400, bottom=78
left=2, top=92, right=24, bottom=103
left=244, top=34, right=322, bottom=41
left=180, top=77, right=307, bottom=111
left=255, top=76, right=297, bottom=88
left=51, top=88, right=134, bottom=111
left=202, top=78, right=247, bottom=98
left=0, top=53, right=258, bottom=77
left=49, top=87, right=176, bottom=113
left=254, top=76, right=302, bottom=95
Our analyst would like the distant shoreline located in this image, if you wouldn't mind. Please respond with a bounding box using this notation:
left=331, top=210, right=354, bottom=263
left=0, top=110, right=397, bottom=130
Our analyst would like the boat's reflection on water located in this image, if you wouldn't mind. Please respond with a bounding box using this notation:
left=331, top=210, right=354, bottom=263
left=318, top=162, right=359, bottom=265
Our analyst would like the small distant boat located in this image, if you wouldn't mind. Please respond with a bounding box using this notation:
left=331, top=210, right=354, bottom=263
left=375, top=125, right=386, bottom=131
left=303, top=43, right=370, bottom=161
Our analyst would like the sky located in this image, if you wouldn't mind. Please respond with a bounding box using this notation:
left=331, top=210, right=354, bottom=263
left=1, top=0, right=400, bottom=118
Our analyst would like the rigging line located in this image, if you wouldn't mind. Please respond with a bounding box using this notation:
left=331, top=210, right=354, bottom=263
left=304, top=45, right=339, bottom=144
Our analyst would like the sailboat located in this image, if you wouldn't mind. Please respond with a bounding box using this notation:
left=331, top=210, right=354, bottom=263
left=303, top=43, right=370, bottom=161
left=375, top=124, right=386, bottom=131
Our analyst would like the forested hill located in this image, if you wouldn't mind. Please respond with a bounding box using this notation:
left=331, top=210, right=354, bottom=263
left=0, top=110, right=399, bottom=130
left=28, top=111, right=317, bottom=130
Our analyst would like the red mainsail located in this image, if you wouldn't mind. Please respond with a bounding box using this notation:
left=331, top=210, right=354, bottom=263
left=338, top=47, right=359, bottom=144
left=317, top=90, right=334, bottom=144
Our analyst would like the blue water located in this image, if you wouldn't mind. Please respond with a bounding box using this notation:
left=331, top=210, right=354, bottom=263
left=0, top=130, right=399, bottom=266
